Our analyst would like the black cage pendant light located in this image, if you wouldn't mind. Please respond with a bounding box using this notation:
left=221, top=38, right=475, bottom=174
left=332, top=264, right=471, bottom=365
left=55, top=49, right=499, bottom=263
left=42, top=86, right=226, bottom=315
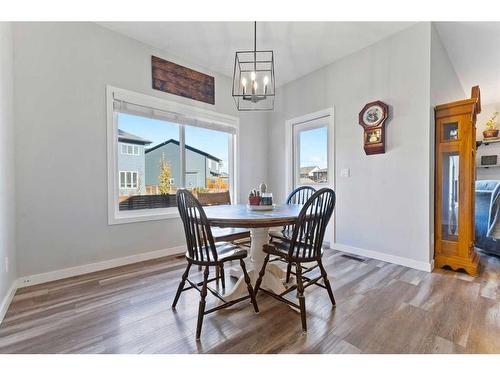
left=232, top=22, right=275, bottom=111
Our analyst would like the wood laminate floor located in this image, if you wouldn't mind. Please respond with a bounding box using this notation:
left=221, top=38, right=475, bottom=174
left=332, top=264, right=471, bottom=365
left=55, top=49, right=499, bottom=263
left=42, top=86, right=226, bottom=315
left=1, top=250, right=499, bottom=354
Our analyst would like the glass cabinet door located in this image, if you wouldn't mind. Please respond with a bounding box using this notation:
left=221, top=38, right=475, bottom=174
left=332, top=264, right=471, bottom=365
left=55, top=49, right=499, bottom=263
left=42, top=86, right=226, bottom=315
left=442, top=122, right=459, bottom=141
left=441, top=152, right=459, bottom=241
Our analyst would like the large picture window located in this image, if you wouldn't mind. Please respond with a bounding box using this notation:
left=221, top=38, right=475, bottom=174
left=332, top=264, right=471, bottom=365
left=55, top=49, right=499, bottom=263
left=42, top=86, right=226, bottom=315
left=107, top=86, right=238, bottom=224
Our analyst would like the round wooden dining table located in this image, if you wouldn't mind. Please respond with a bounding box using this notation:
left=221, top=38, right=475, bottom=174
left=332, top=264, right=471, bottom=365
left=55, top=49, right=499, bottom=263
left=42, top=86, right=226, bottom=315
left=203, top=203, right=302, bottom=302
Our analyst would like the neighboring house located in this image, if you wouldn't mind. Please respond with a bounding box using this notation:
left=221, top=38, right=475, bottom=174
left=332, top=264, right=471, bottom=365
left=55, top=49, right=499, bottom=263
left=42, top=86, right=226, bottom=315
left=311, top=167, right=328, bottom=183
left=117, top=129, right=152, bottom=197
left=145, top=139, right=222, bottom=191
left=300, top=166, right=317, bottom=179
left=299, top=165, right=327, bottom=183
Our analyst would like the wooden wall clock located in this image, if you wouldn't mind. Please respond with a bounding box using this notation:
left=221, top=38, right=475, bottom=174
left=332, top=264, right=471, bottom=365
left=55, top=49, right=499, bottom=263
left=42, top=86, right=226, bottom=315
left=359, top=101, right=389, bottom=155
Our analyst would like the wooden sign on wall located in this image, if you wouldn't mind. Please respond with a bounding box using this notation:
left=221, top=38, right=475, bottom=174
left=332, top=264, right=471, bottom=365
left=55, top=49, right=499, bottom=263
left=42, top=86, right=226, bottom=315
left=152, top=56, right=215, bottom=105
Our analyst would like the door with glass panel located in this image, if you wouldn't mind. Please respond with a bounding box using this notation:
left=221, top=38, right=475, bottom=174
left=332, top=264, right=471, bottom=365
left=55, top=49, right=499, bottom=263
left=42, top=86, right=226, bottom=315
left=291, top=113, right=334, bottom=244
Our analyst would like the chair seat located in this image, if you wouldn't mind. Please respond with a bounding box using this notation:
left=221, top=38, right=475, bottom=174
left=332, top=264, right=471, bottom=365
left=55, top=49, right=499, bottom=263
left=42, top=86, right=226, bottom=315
left=212, top=227, right=250, bottom=242
left=186, top=242, right=248, bottom=265
left=263, top=240, right=323, bottom=262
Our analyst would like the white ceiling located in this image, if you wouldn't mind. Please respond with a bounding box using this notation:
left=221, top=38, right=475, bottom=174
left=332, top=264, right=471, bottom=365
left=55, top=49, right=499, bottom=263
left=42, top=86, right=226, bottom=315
left=435, top=22, right=500, bottom=105
left=97, top=22, right=415, bottom=87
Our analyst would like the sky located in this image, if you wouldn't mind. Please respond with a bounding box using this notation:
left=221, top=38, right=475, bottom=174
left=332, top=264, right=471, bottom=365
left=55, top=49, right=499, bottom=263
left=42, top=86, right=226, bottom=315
left=299, top=126, right=328, bottom=169
left=118, top=113, right=230, bottom=172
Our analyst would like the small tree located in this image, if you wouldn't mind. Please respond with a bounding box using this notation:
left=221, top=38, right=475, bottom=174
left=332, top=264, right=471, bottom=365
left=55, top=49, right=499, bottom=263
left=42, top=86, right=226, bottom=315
left=158, top=153, right=172, bottom=195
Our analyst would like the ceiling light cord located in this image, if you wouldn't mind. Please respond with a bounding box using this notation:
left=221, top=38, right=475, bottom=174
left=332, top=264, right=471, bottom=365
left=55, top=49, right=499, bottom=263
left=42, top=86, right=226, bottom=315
left=254, top=21, right=257, bottom=72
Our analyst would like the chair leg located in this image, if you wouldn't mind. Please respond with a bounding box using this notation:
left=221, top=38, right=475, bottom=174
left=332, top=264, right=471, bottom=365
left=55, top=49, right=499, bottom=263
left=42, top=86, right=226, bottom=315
left=219, top=263, right=226, bottom=290
left=195, top=266, right=210, bottom=340
left=240, top=259, right=259, bottom=313
left=172, top=262, right=191, bottom=308
left=318, top=258, right=336, bottom=307
left=285, top=262, right=293, bottom=283
left=295, top=262, right=307, bottom=332
left=215, top=265, right=220, bottom=285
left=254, top=254, right=270, bottom=298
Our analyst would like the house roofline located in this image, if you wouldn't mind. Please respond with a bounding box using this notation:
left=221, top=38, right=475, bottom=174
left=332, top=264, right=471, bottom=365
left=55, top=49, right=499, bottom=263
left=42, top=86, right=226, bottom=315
left=118, top=129, right=152, bottom=146
left=145, top=139, right=222, bottom=162
left=118, top=138, right=152, bottom=146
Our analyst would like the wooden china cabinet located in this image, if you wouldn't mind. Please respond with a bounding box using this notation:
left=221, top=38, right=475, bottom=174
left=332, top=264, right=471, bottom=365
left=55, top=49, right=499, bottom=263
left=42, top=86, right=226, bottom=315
left=434, top=86, right=481, bottom=276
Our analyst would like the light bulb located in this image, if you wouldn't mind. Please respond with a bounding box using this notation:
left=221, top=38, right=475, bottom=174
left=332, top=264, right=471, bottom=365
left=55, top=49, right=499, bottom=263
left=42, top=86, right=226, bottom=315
left=253, top=81, right=258, bottom=90
left=241, top=77, right=247, bottom=86
left=250, top=71, right=256, bottom=81
left=263, top=76, right=269, bottom=85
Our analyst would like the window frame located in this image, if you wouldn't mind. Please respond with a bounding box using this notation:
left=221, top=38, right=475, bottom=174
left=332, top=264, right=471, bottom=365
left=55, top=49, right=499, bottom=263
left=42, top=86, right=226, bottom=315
left=107, top=86, right=239, bottom=225
left=121, top=143, right=140, bottom=156
left=119, top=171, right=139, bottom=189
left=292, top=119, right=331, bottom=188
left=285, top=108, right=335, bottom=245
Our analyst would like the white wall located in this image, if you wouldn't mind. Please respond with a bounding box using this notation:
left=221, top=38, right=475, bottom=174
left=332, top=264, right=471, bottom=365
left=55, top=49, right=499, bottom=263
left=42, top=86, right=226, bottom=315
left=268, top=23, right=434, bottom=268
left=429, top=24, right=467, bottom=261
left=13, top=22, right=267, bottom=277
left=0, top=23, right=17, bottom=313
left=430, top=25, right=466, bottom=106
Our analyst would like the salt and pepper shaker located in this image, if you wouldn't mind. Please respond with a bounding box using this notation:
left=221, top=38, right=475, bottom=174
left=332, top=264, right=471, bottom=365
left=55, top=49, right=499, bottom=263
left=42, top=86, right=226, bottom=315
left=248, top=182, right=272, bottom=206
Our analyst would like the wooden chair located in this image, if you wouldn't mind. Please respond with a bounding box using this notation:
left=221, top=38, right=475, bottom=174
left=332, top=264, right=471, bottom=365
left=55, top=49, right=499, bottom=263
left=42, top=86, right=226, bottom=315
left=197, top=191, right=251, bottom=243
left=196, top=190, right=251, bottom=287
left=173, top=189, right=259, bottom=340
left=269, top=186, right=316, bottom=282
left=254, top=188, right=336, bottom=332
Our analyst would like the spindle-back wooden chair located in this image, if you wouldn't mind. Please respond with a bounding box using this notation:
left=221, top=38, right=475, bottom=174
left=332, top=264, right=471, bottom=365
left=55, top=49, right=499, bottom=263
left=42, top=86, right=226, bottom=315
left=195, top=190, right=251, bottom=288
left=255, top=188, right=336, bottom=332
left=269, top=186, right=316, bottom=282
left=173, top=189, right=259, bottom=340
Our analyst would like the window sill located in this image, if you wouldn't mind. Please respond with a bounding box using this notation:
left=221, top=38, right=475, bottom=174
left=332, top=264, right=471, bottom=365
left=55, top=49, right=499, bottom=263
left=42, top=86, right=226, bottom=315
left=108, top=208, right=180, bottom=225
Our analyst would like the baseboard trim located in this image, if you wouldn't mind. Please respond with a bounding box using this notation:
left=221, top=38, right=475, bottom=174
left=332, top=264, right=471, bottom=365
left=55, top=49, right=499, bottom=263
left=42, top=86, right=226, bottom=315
left=0, top=280, right=17, bottom=325
left=332, top=243, right=434, bottom=272
left=16, top=245, right=186, bottom=289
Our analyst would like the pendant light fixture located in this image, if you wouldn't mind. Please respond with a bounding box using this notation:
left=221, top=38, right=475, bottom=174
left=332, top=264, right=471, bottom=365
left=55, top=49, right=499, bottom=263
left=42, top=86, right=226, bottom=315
left=232, top=22, right=275, bottom=111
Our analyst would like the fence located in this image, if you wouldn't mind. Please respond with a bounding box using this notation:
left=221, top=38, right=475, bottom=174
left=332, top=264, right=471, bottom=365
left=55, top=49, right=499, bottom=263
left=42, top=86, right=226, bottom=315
left=119, top=194, right=177, bottom=211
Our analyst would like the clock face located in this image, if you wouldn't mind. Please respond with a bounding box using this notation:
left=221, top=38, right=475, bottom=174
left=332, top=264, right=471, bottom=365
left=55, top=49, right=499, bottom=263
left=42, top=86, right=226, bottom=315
left=362, top=105, right=384, bottom=127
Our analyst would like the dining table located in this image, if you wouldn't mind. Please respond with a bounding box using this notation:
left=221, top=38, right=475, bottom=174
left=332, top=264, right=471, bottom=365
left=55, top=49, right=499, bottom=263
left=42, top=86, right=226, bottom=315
left=203, top=203, right=303, bottom=303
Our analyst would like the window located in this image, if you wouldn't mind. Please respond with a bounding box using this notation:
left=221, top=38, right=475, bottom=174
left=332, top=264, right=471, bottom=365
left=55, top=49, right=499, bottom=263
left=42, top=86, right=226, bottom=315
left=286, top=108, right=334, bottom=245
left=121, top=144, right=140, bottom=155
left=185, top=125, right=229, bottom=192
left=293, top=118, right=330, bottom=186
left=107, top=86, right=238, bottom=224
left=119, top=171, right=138, bottom=189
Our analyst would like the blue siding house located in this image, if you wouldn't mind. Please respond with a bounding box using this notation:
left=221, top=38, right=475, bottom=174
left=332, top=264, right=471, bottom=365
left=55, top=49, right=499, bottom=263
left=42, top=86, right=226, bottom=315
left=145, top=139, right=222, bottom=191
left=117, top=129, right=152, bottom=197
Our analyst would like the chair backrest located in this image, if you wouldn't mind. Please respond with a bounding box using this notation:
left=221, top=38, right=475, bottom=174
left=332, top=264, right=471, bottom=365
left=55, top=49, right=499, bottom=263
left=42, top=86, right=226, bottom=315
left=286, top=186, right=316, bottom=205
left=288, top=188, right=336, bottom=260
left=197, top=190, right=231, bottom=206
left=176, top=189, right=218, bottom=262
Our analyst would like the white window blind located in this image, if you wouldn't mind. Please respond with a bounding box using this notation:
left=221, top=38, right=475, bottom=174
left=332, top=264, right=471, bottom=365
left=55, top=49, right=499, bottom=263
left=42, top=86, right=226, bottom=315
left=113, top=98, right=237, bottom=135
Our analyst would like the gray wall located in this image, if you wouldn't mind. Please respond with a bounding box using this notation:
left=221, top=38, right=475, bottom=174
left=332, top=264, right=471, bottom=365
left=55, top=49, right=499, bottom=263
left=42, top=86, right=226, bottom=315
left=13, top=22, right=268, bottom=277
left=267, top=23, right=434, bottom=266
left=429, top=24, right=467, bottom=260
left=0, top=23, right=16, bottom=307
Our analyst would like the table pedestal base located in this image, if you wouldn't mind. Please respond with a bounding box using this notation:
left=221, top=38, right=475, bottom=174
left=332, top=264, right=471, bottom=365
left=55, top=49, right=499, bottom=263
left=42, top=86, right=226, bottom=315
left=222, top=227, right=295, bottom=307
